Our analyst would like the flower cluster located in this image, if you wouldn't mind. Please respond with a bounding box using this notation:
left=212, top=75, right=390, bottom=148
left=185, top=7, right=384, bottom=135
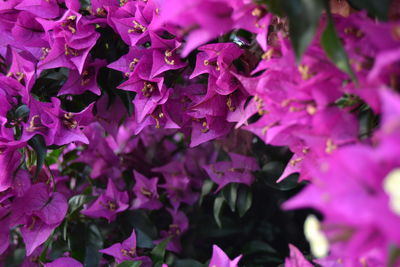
left=0, top=0, right=399, bottom=266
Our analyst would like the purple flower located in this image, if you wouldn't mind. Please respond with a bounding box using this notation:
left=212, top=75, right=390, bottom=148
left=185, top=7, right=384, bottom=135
left=0, top=191, right=12, bottom=255
left=283, top=136, right=400, bottom=266
left=81, top=178, right=129, bottom=222
left=11, top=10, right=49, bottom=50
left=108, top=1, right=156, bottom=46
left=190, top=43, right=243, bottom=95
left=95, top=95, right=129, bottom=140
left=15, top=0, right=61, bottom=19
left=44, top=257, right=83, bottom=267
left=37, top=9, right=100, bottom=73
left=156, top=208, right=188, bottom=253
left=22, top=97, right=93, bottom=146
left=0, top=148, right=22, bottom=192
left=155, top=0, right=235, bottom=57
left=10, top=183, right=68, bottom=255
left=58, top=58, right=106, bottom=96
left=376, top=89, right=400, bottom=138
left=190, top=115, right=233, bottom=147
left=108, top=46, right=153, bottom=79
left=7, top=47, right=37, bottom=90
left=285, top=244, right=313, bottom=267
left=153, top=162, right=198, bottom=209
left=131, top=170, right=162, bottom=210
left=80, top=122, right=123, bottom=180
left=208, top=244, right=242, bottom=267
left=149, top=32, right=187, bottom=78
left=203, top=152, right=258, bottom=192
left=100, top=230, right=151, bottom=265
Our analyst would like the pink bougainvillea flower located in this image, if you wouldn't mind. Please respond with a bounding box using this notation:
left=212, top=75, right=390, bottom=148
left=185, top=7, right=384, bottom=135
left=22, top=97, right=93, bottom=146
left=107, top=46, right=153, bottom=79
left=80, top=122, right=123, bottom=182
left=154, top=162, right=199, bottom=209
left=109, top=0, right=157, bottom=46
left=285, top=244, right=313, bottom=267
left=149, top=32, right=187, bottom=78
left=209, top=244, right=242, bottom=267
left=131, top=170, right=162, bottom=210
left=283, top=136, right=400, bottom=266
left=58, top=58, right=106, bottom=96
left=95, top=95, right=129, bottom=140
left=6, top=47, right=38, bottom=90
left=37, top=9, right=100, bottom=73
left=376, top=88, right=400, bottom=138
left=203, top=152, right=258, bottom=192
left=118, top=74, right=170, bottom=124
left=15, top=0, right=60, bottom=19
left=10, top=183, right=68, bottom=255
left=0, top=75, right=30, bottom=105
left=190, top=43, right=243, bottom=96
left=100, top=230, right=151, bottom=265
left=0, top=190, right=13, bottom=255
left=81, top=178, right=129, bottom=222
left=0, top=148, right=22, bottom=192
left=44, top=257, right=83, bottom=267
left=11, top=10, right=49, bottom=51
left=0, top=215, right=10, bottom=255
left=156, top=208, right=189, bottom=253
left=155, top=0, right=235, bottom=57
left=189, top=115, right=233, bottom=148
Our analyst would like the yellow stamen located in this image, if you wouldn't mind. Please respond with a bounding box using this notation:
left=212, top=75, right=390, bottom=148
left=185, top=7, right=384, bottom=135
left=325, top=139, right=337, bottom=154
left=226, top=94, right=235, bottom=111
left=164, top=50, right=175, bottom=65
left=140, top=187, right=152, bottom=197
left=251, top=7, right=262, bottom=17
left=392, top=25, right=400, bottom=41
left=261, top=48, right=274, bottom=60
left=298, top=64, right=312, bottom=80
left=201, top=121, right=209, bottom=133
left=289, top=157, right=303, bottom=166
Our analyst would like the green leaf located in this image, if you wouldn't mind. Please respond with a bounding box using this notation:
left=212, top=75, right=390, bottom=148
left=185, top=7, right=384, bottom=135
left=199, top=180, right=214, bottom=205
left=117, top=261, right=142, bottom=267
left=388, top=244, right=400, bottom=267
left=321, top=16, right=356, bottom=82
left=84, top=224, right=103, bottom=267
left=69, top=223, right=103, bottom=267
left=260, top=0, right=285, bottom=16
left=222, top=183, right=238, bottom=212
left=173, top=259, right=204, bottom=267
left=236, top=185, right=252, bottom=217
left=347, top=0, right=392, bottom=21
left=68, top=194, right=93, bottom=215
left=153, top=261, right=165, bottom=267
left=4, top=247, right=25, bottom=267
left=150, top=237, right=171, bottom=263
left=116, top=89, right=135, bottom=116
left=62, top=149, right=79, bottom=163
left=15, top=105, right=30, bottom=120
left=283, top=0, right=325, bottom=62
left=79, top=0, right=91, bottom=10
left=127, top=210, right=158, bottom=239
left=213, top=195, right=225, bottom=228
left=45, top=148, right=63, bottom=166
left=136, top=229, right=155, bottom=249
left=28, top=134, right=47, bottom=179
left=242, top=240, right=277, bottom=255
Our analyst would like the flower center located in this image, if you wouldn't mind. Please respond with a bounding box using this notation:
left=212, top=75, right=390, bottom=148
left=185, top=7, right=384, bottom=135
left=142, top=82, right=156, bottom=97
left=63, top=113, right=78, bottom=129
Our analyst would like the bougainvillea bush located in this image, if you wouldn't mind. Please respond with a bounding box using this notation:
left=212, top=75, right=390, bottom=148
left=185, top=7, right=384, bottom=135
left=0, top=0, right=400, bottom=266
